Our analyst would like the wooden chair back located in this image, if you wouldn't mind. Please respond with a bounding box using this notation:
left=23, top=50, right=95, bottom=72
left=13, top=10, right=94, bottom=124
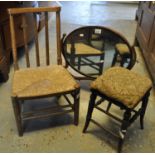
left=8, top=6, right=62, bottom=71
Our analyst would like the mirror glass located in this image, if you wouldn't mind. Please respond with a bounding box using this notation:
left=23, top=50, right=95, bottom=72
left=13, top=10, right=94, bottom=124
left=62, top=26, right=133, bottom=79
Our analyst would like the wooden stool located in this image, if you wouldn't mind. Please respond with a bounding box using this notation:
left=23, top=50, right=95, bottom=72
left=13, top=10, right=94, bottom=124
left=83, top=67, right=152, bottom=152
left=112, top=43, right=130, bottom=67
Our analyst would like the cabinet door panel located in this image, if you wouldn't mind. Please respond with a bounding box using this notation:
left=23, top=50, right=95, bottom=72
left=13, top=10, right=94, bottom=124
left=2, top=14, right=35, bottom=51
left=140, top=9, right=154, bottom=45
left=149, top=18, right=155, bottom=52
left=135, top=1, right=155, bottom=84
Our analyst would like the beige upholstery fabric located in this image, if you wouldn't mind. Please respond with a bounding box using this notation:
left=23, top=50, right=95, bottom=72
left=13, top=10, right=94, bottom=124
left=67, top=43, right=103, bottom=55
left=91, top=67, right=152, bottom=108
left=116, top=43, right=130, bottom=55
left=12, top=65, right=79, bottom=98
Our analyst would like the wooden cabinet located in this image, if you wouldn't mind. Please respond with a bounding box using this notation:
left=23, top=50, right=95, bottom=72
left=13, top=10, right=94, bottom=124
left=0, top=33, right=9, bottom=82
left=0, top=1, right=37, bottom=82
left=135, top=1, right=155, bottom=84
left=0, top=1, right=57, bottom=82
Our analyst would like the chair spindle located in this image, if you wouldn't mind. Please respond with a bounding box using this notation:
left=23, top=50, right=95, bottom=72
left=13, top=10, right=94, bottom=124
left=45, top=12, right=50, bottom=65
left=56, top=11, right=62, bottom=65
left=33, top=13, right=40, bottom=66
left=9, top=14, right=19, bottom=70
left=22, top=14, right=30, bottom=67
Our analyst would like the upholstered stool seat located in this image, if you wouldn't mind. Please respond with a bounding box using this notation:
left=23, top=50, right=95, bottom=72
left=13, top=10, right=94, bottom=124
left=112, top=43, right=131, bottom=67
left=115, top=43, right=130, bottom=55
left=83, top=67, right=152, bottom=152
left=90, top=67, right=152, bottom=108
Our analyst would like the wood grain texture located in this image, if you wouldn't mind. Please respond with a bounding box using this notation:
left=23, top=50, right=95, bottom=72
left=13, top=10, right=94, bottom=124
left=45, top=12, right=50, bottom=65
left=33, top=13, right=40, bottom=66
left=22, top=14, right=30, bottom=67
left=135, top=1, right=155, bottom=85
left=8, top=6, right=61, bottom=15
left=9, top=14, right=19, bottom=70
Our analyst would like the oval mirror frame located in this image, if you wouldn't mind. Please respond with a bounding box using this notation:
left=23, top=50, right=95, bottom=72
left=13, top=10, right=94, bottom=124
left=62, top=26, right=136, bottom=80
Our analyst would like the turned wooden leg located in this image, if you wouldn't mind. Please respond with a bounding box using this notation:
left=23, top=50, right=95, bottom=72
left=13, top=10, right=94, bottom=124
left=140, top=90, right=151, bottom=129
left=111, top=52, right=118, bottom=67
left=118, top=109, right=131, bottom=153
left=74, top=88, right=80, bottom=126
left=83, top=91, right=97, bottom=133
left=11, top=97, right=23, bottom=136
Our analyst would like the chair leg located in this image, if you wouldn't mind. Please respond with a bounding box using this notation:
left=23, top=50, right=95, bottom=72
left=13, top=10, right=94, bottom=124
left=78, top=57, right=81, bottom=70
left=140, top=90, right=150, bottom=129
left=118, top=109, right=131, bottom=153
left=11, top=97, right=23, bottom=136
left=111, top=52, right=118, bottom=67
left=106, top=101, right=112, bottom=112
left=83, top=91, right=97, bottom=133
left=74, top=89, right=80, bottom=126
left=99, top=54, right=104, bottom=75
left=120, top=56, right=126, bottom=67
